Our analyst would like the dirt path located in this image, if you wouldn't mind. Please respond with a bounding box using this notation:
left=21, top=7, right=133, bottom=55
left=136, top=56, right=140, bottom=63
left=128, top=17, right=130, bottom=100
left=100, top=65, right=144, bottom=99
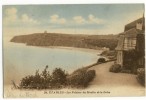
left=86, top=61, right=145, bottom=96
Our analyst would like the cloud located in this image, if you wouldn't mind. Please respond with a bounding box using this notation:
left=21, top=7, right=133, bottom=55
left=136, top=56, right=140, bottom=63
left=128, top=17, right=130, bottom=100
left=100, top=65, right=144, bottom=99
left=3, top=7, right=39, bottom=26
left=5, top=7, right=17, bottom=16
left=73, top=16, right=86, bottom=24
left=3, top=7, right=18, bottom=25
left=21, top=14, right=39, bottom=24
left=50, top=14, right=66, bottom=24
left=88, top=14, right=104, bottom=24
left=73, top=14, right=104, bottom=25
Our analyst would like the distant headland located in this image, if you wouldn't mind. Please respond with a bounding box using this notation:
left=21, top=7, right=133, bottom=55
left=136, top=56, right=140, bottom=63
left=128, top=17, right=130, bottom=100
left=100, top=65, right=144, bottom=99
left=10, top=33, right=118, bottom=50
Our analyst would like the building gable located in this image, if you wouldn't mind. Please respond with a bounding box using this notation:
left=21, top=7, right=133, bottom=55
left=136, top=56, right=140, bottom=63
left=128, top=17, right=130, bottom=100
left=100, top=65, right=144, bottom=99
left=124, top=17, right=145, bottom=31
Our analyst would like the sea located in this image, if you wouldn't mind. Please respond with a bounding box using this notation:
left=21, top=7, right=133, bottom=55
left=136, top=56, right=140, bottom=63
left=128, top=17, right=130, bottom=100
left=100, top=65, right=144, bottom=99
left=3, top=38, right=101, bottom=85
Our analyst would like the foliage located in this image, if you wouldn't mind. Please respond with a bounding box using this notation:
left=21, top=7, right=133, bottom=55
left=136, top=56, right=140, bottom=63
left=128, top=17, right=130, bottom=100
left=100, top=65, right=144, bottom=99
left=109, top=64, right=121, bottom=73
left=100, top=50, right=117, bottom=60
left=83, top=39, right=118, bottom=50
left=123, top=49, right=139, bottom=73
left=19, top=66, right=95, bottom=89
left=11, top=33, right=118, bottom=50
left=71, top=67, right=87, bottom=75
left=51, top=68, right=67, bottom=88
left=136, top=34, right=145, bottom=56
left=97, top=58, right=106, bottom=63
left=124, top=49, right=139, bottom=60
left=85, top=70, right=96, bottom=83
left=19, top=66, right=67, bottom=89
left=67, top=69, right=96, bottom=88
left=19, top=69, right=43, bottom=89
left=137, top=68, right=145, bottom=86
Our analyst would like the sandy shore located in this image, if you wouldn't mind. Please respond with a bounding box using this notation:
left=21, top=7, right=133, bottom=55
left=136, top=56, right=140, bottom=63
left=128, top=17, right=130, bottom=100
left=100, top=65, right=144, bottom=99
left=39, top=46, right=103, bottom=55
left=4, top=61, right=145, bottom=98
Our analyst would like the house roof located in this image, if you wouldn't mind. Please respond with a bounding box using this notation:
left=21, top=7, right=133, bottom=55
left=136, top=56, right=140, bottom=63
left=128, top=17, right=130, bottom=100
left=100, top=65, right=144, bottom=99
left=118, top=28, right=144, bottom=38
left=115, top=34, right=125, bottom=50
left=124, top=28, right=144, bottom=38
left=116, top=28, right=144, bottom=51
left=124, top=17, right=145, bottom=31
left=116, top=16, right=145, bottom=51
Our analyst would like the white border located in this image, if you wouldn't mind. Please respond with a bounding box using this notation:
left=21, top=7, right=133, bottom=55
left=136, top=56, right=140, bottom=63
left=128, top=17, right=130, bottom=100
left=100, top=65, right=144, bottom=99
left=1, top=0, right=146, bottom=4
left=0, top=0, right=146, bottom=100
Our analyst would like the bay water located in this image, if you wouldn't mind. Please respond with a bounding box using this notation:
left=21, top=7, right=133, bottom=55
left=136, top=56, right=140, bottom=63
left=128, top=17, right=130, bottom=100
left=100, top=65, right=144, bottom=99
left=3, top=39, right=101, bottom=84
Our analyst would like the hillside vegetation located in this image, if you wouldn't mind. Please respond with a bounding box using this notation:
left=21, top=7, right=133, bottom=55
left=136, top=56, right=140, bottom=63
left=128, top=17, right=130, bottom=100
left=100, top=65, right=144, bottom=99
left=18, top=65, right=96, bottom=89
left=11, top=33, right=118, bottom=50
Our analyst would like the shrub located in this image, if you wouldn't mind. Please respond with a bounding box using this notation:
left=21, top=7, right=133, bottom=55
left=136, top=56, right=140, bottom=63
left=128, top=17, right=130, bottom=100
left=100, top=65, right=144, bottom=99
left=84, top=70, right=96, bottom=83
left=98, top=58, right=106, bottom=63
left=71, top=67, right=87, bottom=75
left=41, top=66, right=52, bottom=89
left=123, top=49, right=139, bottom=72
left=67, top=68, right=87, bottom=88
left=19, top=66, right=51, bottom=89
left=137, top=68, right=145, bottom=86
left=67, top=69, right=96, bottom=88
left=19, top=66, right=95, bottom=89
left=124, top=49, right=139, bottom=60
left=19, top=66, right=67, bottom=89
left=51, top=68, right=67, bottom=88
left=109, top=64, right=121, bottom=73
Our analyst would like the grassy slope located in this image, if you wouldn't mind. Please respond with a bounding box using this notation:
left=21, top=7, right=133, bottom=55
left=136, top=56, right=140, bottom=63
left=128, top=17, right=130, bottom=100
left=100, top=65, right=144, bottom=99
left=11, top=33, right=118, bottom=50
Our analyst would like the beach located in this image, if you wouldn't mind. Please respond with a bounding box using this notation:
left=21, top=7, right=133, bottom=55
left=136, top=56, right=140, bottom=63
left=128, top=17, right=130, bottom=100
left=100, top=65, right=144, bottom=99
left=40, top=46, right=103, bottom=55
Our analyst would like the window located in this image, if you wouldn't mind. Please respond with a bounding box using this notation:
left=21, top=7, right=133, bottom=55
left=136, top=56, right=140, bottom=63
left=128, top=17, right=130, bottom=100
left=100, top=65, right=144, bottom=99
left=124, top=37, right=136, bottom=50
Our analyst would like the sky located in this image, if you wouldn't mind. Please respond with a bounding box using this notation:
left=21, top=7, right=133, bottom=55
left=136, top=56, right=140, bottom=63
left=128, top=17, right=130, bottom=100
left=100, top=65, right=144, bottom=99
left=3, top=4, right=144, bottom=38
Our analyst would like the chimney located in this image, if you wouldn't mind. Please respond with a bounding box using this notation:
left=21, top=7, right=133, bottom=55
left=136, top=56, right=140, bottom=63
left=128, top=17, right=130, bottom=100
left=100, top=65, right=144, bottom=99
left=136, top=22, right=142, bottom=30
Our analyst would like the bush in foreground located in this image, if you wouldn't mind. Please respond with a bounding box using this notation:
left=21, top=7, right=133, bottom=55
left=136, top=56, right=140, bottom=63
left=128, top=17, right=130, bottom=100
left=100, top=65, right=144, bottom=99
left=137, top=68, right=145, bottom=86
left=51, top=68, right=67, bottom=88
left=19, top=66, right=67, bottom=89
left=97, top=58, right=106, bottom=63
left=67, top=68, right=96, bottom=88
left=19, top=66, right=96, bottom=89
left=109, top=64, right=121, bottom=73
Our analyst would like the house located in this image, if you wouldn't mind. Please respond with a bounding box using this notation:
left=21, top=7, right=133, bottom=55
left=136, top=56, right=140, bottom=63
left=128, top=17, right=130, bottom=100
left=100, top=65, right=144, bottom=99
left=116, top=16, right=145, bottom=72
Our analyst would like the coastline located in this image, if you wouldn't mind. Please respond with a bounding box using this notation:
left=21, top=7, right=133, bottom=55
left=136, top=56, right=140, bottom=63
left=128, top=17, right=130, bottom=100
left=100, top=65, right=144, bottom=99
left=38, top=46, right=103, bottom=55
left=4, top=43, right=103, bottom=84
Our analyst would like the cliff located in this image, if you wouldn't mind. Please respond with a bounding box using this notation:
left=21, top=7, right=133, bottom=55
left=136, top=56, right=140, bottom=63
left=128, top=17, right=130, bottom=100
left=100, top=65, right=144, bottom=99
left=10, top=33, right=118, bottom=50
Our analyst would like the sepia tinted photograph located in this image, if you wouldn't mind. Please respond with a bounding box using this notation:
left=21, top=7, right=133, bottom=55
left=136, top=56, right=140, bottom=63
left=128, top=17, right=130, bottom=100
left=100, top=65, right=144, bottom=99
left=3, top=4, right=145, bottom=97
